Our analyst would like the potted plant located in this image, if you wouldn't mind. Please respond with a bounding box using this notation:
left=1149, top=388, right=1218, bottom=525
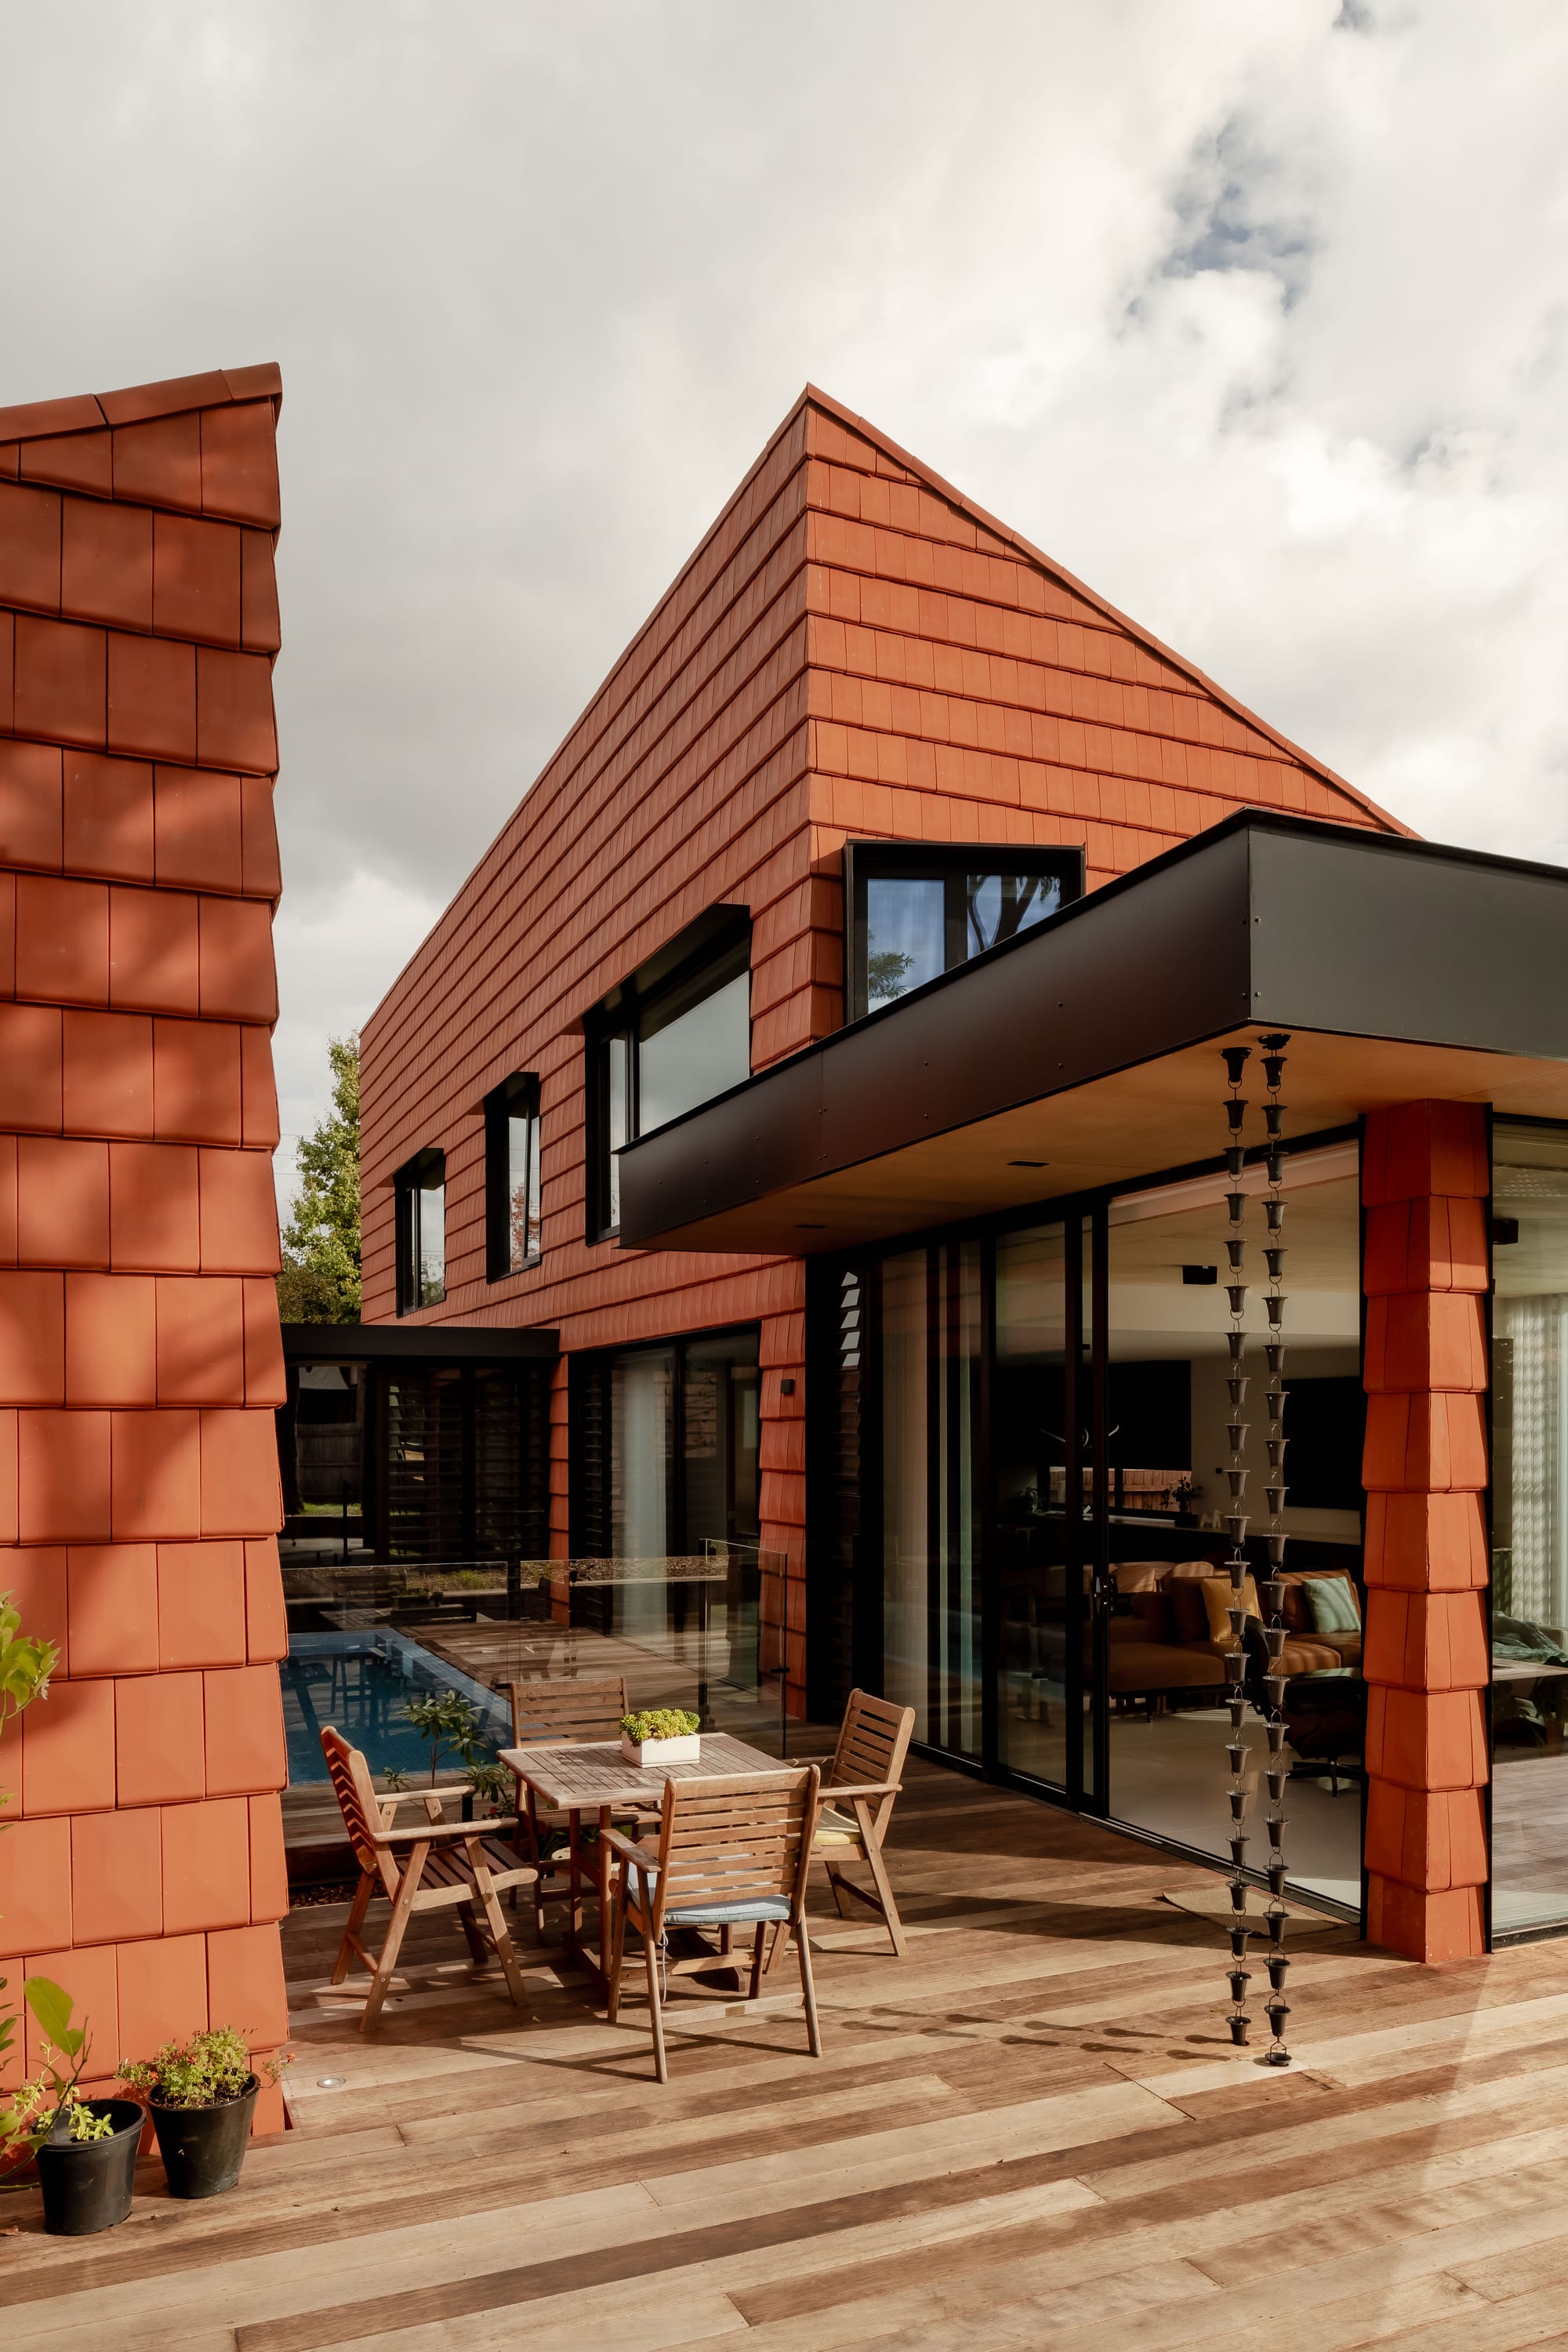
left=2, top=1979, right=143, bottom=2235
left=118, top=2027, right=292, bottom=2201
left=620, top=1708, right=701, bottom=1767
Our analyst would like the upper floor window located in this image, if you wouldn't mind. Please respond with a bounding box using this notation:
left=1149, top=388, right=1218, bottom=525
left=485, top=1073, right=542, bottom=1279
left=394, top=1147, right=445, bottom=1313
left=586, top=908, right=751, bottom=1240
left=844, top=841, right=1084, bottom=1020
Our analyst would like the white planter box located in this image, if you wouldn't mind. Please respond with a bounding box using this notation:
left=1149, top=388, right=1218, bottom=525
left=621, top=1733, right=700, bottom=1768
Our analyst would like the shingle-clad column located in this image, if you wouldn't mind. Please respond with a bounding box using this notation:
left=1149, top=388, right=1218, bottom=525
left=0, top=367, right=290, bottom=2127
left=1361, top=1102, right=1490, bottom=1962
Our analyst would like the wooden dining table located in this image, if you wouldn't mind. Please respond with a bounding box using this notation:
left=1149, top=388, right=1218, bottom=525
left=499, top=1733, right=796, bottom=1992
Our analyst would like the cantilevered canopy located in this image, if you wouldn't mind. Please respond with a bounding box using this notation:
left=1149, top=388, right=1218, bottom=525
left=617, top=812, right=1568, bottom=1256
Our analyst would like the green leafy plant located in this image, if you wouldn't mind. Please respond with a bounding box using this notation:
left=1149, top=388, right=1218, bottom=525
left=2, top=1594, right=66, bottom=2143
left=463, top=1760, right=512, bottom=1817
left=0, top=1979, right=101, bottom=2159
left=277, top=1034, right=361, bottom=1323
left=381, top=1766, right=411, bottom=1792
left=403, top=1688, right=488, bottom=1785
left=621, top=1708, right=700, bottom=1744
left=1, top=1588, right=59, bottom=1817
left=118, top=2026, right=292, bottom=2110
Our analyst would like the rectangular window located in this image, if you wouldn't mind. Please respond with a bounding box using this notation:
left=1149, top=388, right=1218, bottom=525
left=485, top=1074, right=542, bottom=1279
left=394, top=1148, right=445, bottom=1314
left=586, top=909, right=750, bottom=1240
left=845, top=841, right=1084, bottom=1019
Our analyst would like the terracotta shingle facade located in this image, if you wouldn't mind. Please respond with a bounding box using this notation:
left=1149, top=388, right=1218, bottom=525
left=0, top=366, right=288, bottom=2125
left=361, top=388, right=1402, bottom=1712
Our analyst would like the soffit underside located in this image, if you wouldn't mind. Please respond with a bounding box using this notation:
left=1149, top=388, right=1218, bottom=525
left=627, top=1025, right=1568, bottom=1256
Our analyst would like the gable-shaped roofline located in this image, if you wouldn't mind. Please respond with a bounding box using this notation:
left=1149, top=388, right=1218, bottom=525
left=0, top=362, right=282, bottom=443
left=797, top=382, right=1412, bottom=840
left=362, top=379, right=1413, bottom=1030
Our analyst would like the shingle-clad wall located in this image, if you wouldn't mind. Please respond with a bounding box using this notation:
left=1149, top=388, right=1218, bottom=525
left=0, top=367, right=288, bottom=2127
left=1362, top=1102, right=1492, bottom=1962
left=360, top=387, right=1402, bottom=1711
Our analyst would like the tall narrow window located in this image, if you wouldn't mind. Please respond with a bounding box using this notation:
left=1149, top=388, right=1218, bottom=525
left=394, top=1148, right=446, bottom=1314
left=586, top=908, right=750, bottom=1241
left=845, top=842, right=1084, bottom=1019
left=485, top=1074, right=542, bottom=1279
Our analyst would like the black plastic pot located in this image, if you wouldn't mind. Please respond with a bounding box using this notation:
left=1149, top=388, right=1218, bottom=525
left=149, top=2077, right=258, bottom=2199
left=35, top=2100, right=143, bottom=2235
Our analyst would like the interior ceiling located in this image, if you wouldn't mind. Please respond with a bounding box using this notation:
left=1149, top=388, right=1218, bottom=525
left=634, top=1026, right=1568, bottom=1256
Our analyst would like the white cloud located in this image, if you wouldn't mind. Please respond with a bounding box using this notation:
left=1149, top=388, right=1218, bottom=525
left=0, top=0, right=1564, bottom=1158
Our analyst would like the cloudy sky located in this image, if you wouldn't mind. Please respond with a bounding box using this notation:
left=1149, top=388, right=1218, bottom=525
left=2, top=2, right=1564, bottom=1194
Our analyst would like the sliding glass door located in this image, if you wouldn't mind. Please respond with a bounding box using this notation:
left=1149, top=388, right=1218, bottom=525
left=824, top=1138, right=1367, bottom=1915
left=992, top=1218, right=1091, bottom=1799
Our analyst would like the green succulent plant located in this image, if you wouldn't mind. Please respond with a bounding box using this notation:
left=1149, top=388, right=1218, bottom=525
left=621, top=1708, right=700, bottom=1744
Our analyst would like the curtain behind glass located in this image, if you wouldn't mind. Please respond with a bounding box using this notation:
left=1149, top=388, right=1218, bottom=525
left=1496, top=1295, right=1566, bottom=1624
left=878, top=1243, right=981, bottom=1759
left=1491, top=1125, right=1568, bottom=1934
left=610, top=1348, right=673, bottom=1556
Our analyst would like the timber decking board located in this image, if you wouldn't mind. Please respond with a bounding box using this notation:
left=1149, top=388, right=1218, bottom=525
left=5, top=1756, right=1568, bottom=2352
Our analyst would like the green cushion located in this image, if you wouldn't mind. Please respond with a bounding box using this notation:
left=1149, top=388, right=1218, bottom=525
left=1305, top=1577, right=1362, bottom=1635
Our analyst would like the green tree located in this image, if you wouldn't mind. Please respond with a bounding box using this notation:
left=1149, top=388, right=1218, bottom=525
left=278, top=1035, right=361, bottom=1323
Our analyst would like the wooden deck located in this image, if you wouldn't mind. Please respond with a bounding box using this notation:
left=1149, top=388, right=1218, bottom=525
left=9, top=1760, right=1568, bottom=2350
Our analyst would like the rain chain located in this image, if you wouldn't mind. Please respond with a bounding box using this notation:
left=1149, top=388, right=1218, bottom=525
left=1219, top=1037, right=1294, bottom=2065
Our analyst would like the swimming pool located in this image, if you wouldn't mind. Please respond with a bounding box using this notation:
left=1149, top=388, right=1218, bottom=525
left=279, top=1631, right=511, bottom=1784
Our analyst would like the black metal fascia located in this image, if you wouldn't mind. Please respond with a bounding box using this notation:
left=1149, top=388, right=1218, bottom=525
left=616, top=811, right=1568, bottom=1246
left=281, top=1322, right=560, bottom=1364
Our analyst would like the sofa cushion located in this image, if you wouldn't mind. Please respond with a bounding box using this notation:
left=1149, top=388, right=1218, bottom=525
left=1128, top=1590, right=1174, bottom=1644
left=1112, top=1561, right=1167, bottom=1594
left=1201, top=1576, right=1260, bottom=1649
left=1167, top=1578, right=1211, bottom=1645
left=1278, top=1634, right=1361, bottom=1675
left=1305, top=1574, right=1363, bottom=1634
left=1107, top=1642, right=1227, bottom=1695
left=1279, top=1576, right=1315, bottom=1632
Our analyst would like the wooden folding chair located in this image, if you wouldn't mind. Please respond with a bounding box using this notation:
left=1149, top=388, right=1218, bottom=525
left=504, top=1674, right=641, bottom=1939
left=808, top=1688, right=916, bottom=1956
left=321, top=1726, right=536, bottom=2033
left=604, top=1766, right=822, bottom=2082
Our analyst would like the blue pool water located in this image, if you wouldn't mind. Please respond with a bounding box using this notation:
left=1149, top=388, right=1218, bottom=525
left=279, top=1632, right=511, bottom=1784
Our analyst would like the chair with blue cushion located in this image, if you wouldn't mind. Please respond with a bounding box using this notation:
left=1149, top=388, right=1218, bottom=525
left=603, top=1766, right=822, bottom=2082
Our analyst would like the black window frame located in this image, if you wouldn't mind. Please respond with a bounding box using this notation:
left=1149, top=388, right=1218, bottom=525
left=585, top=906, right=751, bottom=1243
left=484, top=1072, right=543, bottom=1282
left=844, top=839, right=1085, bottom=1022
left=394, top=1145, right=446, bottom=1316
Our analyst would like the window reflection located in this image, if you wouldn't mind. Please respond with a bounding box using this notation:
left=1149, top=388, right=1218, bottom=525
left=505, top=1102, right=540, bottom=1271
left=966, top=871, right=1061, bottom=956
left=417, top=1165, right=445, bottom=1306
left=854, top=851, right=1079, bottom=1015
left=606, top=1030, right=630, bottom=1230
left=866, top=877, right=946, bottom=1005
left=638, top=968, right=750, bottom=1131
